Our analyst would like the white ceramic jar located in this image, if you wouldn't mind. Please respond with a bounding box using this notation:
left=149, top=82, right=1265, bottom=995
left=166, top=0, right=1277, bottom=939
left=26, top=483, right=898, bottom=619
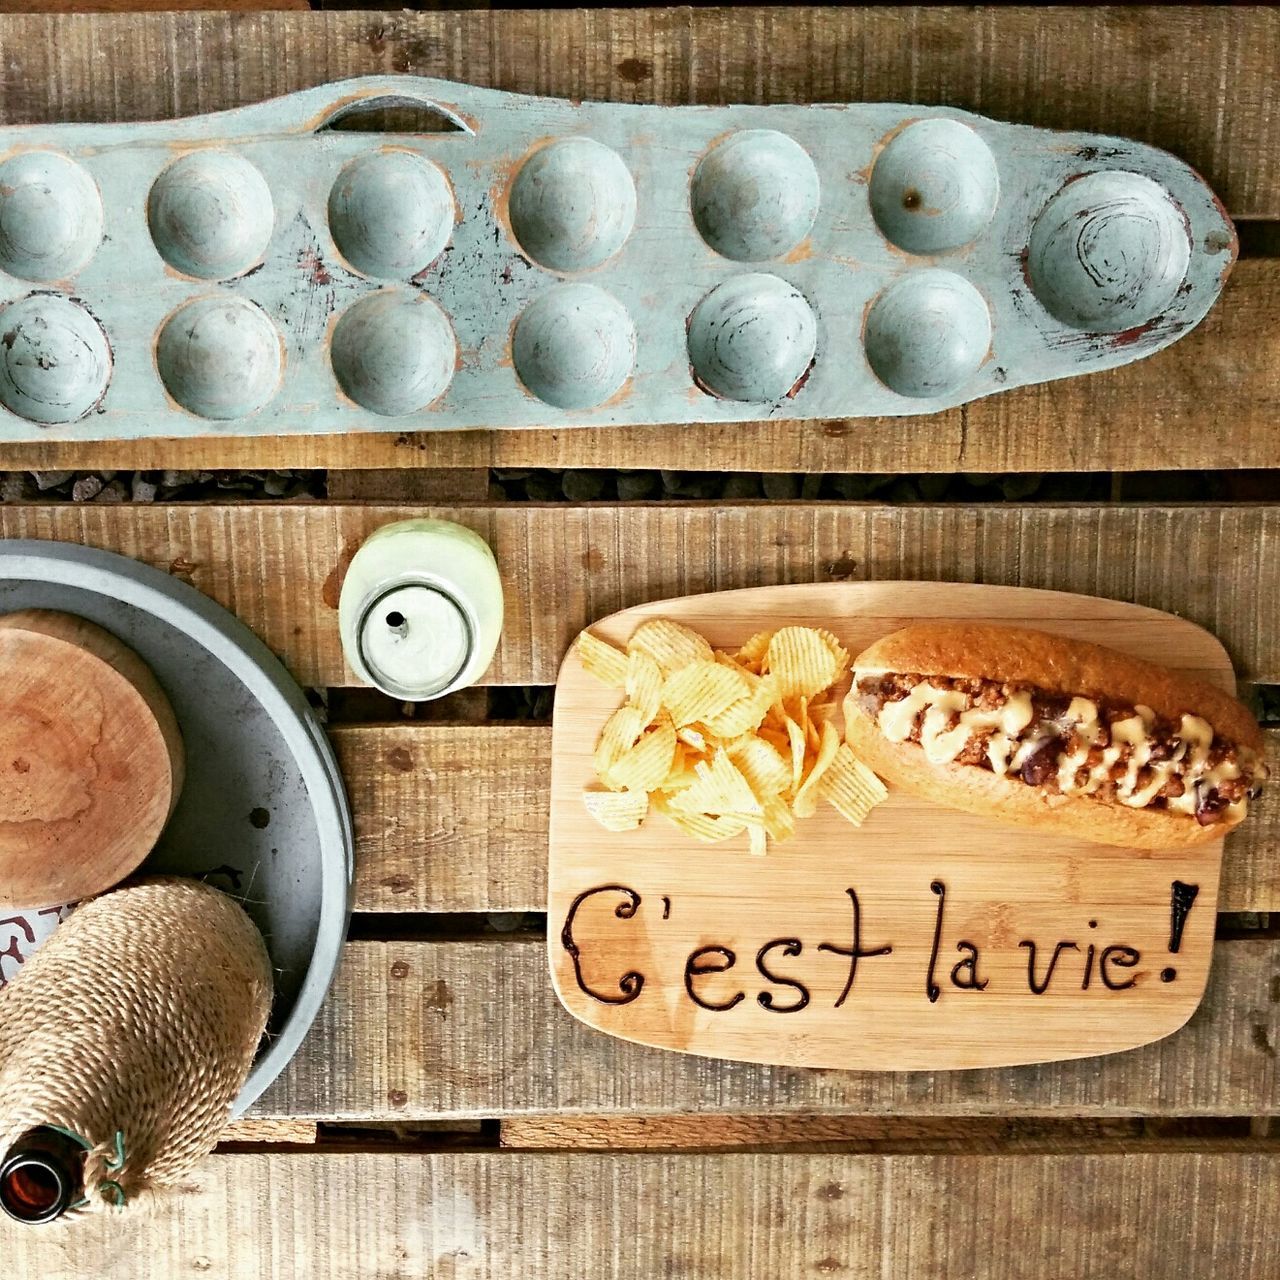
left=337, top=519, right=504, bottom=701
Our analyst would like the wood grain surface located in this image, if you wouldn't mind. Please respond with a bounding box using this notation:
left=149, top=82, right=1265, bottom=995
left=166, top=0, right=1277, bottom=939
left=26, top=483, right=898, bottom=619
left=496, top=1114, right=1144, bottom=1150
left=253, top=936, right=1280, bottom=1120
left=549, top=584, right=1230, bottom=1071
left=0, top=610, right=183, bottom=908
left=337, top=722, right=1280, bottom=914
left=0, top=10, right=1277, bottom=473
left=220, top=1118, right=317, bottom=1145
left=0, top=11, right=1274, bottom=1273
left=0, top=503, right=1276, bottom=687
left=0, top=9, right=1274, bottom=214
left=3, top=1149, right=1277, bottom=1280
left=23, top=0, right=307, bottom=12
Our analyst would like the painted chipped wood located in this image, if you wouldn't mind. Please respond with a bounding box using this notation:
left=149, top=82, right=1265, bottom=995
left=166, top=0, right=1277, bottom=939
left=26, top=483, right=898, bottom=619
left=254, top=936, right=1280, bottom=1119
left=0, top=253, right=1275, bottom=476
left=0, top=504, right=1278, bottom=688
left=1, top=11, right=1280, bottom=471
left=0, top=75, right=1233, bottom=443
left=334, top=722, right=1280, bottom=915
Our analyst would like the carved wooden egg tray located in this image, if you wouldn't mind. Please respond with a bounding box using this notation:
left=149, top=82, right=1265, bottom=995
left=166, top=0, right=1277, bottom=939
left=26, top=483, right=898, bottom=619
left=548, top=584, right=1230, bottom=1071
left=0, top=75, right=1235, bottom=442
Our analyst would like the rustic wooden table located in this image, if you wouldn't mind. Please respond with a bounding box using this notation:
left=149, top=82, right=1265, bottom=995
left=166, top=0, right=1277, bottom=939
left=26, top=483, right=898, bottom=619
left=0, top=6, right=1277, bottom=1276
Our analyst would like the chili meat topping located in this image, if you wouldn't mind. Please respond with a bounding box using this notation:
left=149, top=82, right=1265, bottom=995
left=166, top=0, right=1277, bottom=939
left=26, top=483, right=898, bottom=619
left=855, top=673, right=1267, bottom=826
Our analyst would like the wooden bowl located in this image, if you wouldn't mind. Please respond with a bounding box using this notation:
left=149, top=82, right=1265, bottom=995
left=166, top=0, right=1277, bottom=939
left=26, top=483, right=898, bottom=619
left=0, top=610, right=184, bottom=909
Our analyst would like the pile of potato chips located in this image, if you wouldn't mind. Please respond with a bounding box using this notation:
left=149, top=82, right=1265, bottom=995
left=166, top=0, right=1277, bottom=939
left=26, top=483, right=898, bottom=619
left=576, top=618, right=887, bottom=854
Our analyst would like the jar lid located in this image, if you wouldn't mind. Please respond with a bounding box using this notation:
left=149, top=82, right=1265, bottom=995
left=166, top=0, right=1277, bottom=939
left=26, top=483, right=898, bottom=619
left=357, top=583, right=473, bottom=701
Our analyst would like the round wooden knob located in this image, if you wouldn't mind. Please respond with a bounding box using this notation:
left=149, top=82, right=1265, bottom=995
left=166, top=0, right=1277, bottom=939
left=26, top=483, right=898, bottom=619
left=0, top=610, right=184, bottom=909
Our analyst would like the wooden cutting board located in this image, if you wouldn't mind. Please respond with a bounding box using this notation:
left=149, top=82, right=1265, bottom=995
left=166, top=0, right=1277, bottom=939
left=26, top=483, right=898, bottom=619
left=548, top=583, right=1233, bottom=1071
left=0, top=610, right=184, bottom=910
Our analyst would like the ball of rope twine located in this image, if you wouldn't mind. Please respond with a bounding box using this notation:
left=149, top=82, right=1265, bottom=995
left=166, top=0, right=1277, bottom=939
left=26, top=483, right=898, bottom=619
left=0, top=876, right=272, bottom=1215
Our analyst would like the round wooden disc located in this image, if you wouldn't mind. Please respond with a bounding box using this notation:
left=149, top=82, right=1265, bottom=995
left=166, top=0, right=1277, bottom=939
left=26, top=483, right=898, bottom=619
left=0, top=609, right=184, bottom=909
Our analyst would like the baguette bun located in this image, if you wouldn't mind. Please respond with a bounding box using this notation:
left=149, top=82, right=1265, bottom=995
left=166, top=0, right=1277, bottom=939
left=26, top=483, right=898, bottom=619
left=843, top=623, right=1264, bottom=849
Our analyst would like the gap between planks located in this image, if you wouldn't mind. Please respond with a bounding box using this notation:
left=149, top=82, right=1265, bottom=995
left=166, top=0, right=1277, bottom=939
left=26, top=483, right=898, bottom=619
left=493, top=1114, right=1178, bottom=1153
left=216, top=1115, right=1280, bottom=1157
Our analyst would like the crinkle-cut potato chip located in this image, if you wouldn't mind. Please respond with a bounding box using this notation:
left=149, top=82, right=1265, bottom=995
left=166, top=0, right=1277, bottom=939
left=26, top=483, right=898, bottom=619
left=661, top=760, right=700, bottom=794
left=627, top=618, right=714, bottom=674
left=667, top=749, right=762, bottom=817
left=576, top=629, right=628, bottom=688
left=808, top=695, right=838, bottom=722
left=793, top=719, right=842, bottom=818
left=735, top=631, right=773, bottom=671
left=582, top=789, right=649, bottom=832
left=783, top=711, right=808, bottom=793
left=728, top=734, right=791, bottom=803
left=812, top=626, right=850, bottom=674
left=654, top=794, right=748, bottom=843
left=593, top=704, right=646, bottom=784
left=605, top=713, right=677, bottom=793
left=819, top=744, right=890, bottom=827
left=760, top=795, right=797, bottom=844
left=661, top=661, right=751, bottom=728
left=704, top=673, right=778, bottom=739
left=576, top=616, right=887, bottom=848
left=767, top=625, right=846, bottom=699
left=625, top=649, right=664, bottom=726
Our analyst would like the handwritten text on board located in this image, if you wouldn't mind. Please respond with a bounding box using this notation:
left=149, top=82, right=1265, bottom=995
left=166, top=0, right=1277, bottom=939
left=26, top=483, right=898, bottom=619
left=561, top=880, right=1200, bottom=1014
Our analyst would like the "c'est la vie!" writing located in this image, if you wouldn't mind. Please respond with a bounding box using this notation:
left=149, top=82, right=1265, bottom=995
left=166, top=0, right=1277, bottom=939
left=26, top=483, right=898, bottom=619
left=560, top=880, right=1200, bottom=1014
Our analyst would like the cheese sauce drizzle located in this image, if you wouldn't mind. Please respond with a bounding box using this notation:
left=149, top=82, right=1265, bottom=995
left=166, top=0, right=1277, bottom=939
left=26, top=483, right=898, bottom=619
left=862, top=673, right=1263, bottom=822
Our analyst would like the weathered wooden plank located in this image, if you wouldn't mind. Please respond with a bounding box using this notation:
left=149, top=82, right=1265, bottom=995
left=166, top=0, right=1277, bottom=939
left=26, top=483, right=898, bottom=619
left=1, top=8, right=1275, bottom=211
left=336, top=723, right=548, bottom=912
left=4, top=1149, right=1277, bottom=1280
left=497, top=1114, right=1144, bottom=1151
left=255, top=937, right=1280, bottom=1120
left=2, top=504, right=1279, bottom=687
left=336, top=724, right=1280, bottom=914
left=221, top=1118, right=317, bottom=1144
left=1, top=254, right=1279, bottom=477
left=35, top=0, right=306, bottom=12
left=0, top=11, right=1277, bottom=473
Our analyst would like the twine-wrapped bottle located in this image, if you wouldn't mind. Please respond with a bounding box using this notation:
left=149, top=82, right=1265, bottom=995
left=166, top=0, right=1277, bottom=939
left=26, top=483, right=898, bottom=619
left=0, top=877, right=272, bottom=1217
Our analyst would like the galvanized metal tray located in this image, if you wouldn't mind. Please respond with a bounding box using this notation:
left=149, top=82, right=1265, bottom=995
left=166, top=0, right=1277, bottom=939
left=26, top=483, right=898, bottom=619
left=0, top=75, right=1234, bottom=440
left=0, top=541, right=352, bottom=1115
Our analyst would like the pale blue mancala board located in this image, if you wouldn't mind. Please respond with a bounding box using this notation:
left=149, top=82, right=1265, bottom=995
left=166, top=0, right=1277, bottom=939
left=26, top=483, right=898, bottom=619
left=0, top=75, right=1236, bottom=441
